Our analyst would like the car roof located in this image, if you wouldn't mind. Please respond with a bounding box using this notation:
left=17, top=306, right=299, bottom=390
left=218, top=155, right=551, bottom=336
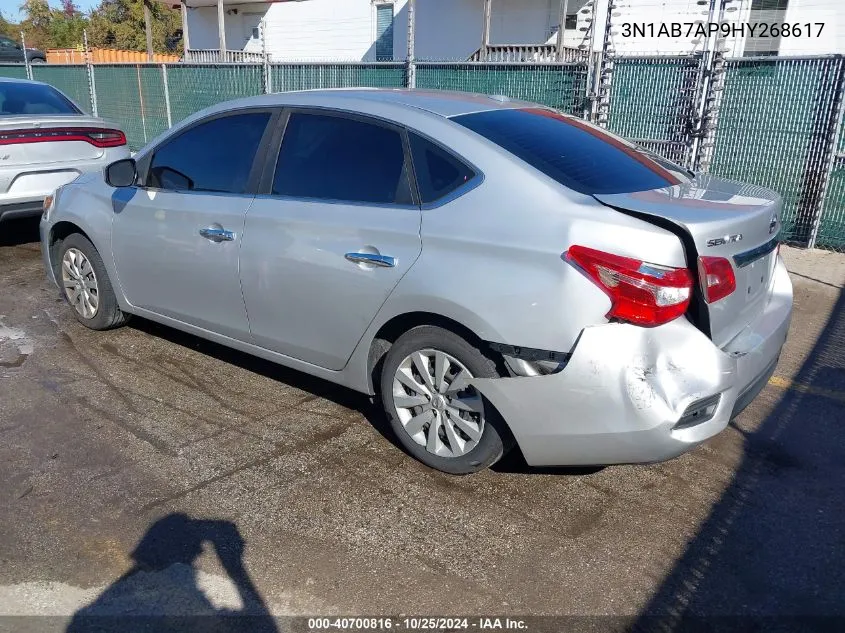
left=0, top=77, right=50, bottom=87
left=210, top=88, right=540, bottom=119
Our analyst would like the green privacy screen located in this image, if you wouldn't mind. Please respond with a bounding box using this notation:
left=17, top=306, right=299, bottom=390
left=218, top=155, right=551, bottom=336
left=605, top=55, right=701, bottom=165
left=709, top=56, right=843, bottom=245
left=9, top=58, right=845, bottom=250
left=0, top=64, right=29, bottom=80
left=416, top=63, right=587, bottom=115
left=166, top=64, right=264, bottom=125
left=819, top=102, right=845, bottom=251
left=31, top=64, right=92, bottom=114
left=92, top=65, right=171, bottom=150
left=271, top=62, right=406, bottom=92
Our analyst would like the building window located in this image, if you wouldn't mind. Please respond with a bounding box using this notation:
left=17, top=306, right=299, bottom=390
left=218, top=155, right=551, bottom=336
left=743, top=0, right=789, bottom=56
left=375, top=3, right=394, bottom=61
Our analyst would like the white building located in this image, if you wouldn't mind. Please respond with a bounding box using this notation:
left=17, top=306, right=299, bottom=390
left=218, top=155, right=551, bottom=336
left=175, top=0, right=844, bottom=62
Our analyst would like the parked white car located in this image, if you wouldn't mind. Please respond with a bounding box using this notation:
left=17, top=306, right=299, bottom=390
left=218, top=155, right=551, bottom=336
left=0, top=77, right=129, bottom=223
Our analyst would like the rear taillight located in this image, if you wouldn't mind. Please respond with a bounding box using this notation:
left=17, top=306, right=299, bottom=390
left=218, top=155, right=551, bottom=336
left=567, top=245, right=693, bottom=327
left=697, top=256, right=736, bottom=303
left=0, top=127, right=126, bottom=148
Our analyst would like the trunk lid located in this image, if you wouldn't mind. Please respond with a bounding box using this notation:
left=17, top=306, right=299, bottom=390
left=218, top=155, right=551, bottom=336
left=595, top=174, right=781, bottom=347
left=0, top=115, right=115, bottom=167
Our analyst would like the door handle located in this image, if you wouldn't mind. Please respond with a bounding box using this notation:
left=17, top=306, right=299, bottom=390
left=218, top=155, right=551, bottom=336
left=199, top=226, right=235, bottom=243
left=344, top=252, right=396, bottom=268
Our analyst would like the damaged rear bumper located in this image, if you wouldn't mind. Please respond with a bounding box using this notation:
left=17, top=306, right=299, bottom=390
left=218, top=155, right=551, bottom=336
left=472, top=257, right=792, bottom=467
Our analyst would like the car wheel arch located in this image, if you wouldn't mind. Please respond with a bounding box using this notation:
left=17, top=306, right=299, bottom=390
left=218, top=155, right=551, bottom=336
left=49, top=221, right=95, bottom=278
left=366, top=311, right=508, bottom=396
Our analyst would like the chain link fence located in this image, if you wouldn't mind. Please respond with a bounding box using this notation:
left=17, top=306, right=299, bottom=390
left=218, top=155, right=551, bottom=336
left=272, top=62, right=406, bottom=92
left=92, top=64, right=172, bottom=150
left=707, top=56, right=845, bottom=248
left=604, top=55, right=703, bottom=166
left=415, top=62, right=587, bottom=116
left=30, top=64, right=93, bottom=114
left=0, top=55, right=844, bottom=252
left=818, top=84, right=845, bottom=251
left=165, top=63, right=265, bottom=123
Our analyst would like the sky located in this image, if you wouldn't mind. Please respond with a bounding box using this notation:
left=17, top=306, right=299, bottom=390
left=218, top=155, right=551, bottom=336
left=0, top=0, right=100, bottom=22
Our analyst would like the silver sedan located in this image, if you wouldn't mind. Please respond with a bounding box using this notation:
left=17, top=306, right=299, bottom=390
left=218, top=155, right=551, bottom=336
left=40, top=89, right=792, bottom=474
left=0, top=77, right=129, bottom=223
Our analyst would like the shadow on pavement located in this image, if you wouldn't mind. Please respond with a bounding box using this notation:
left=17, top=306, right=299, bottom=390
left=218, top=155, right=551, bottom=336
left=0, top=217, right=40, bottom=247
left=66, top=513, right=279, bottom=633
left=128, top=317, right=403, bottom=450
left=131, top=317, right=605, bottom=477
left=631, top=289, right=845, bottom=631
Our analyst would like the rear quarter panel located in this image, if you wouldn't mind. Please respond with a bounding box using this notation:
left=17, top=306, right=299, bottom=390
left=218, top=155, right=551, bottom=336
left=369, top=112, right=690, bottom=355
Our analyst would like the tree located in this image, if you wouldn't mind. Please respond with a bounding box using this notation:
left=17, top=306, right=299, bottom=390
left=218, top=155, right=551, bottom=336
left=0, top=12, right=22, bottom=41
left=18, top=0, right=52, bottom=48
left=18, top=0, right=87, bottom=49
left=88, top=0, right=181, bottom=53
left=61, top=0, right=77, bottom=18
left=49, top=2, right=86, bottom=48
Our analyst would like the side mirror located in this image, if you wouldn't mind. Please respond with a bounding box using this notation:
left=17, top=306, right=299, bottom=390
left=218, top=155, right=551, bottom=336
left=105, top=158, right=137, bottom=188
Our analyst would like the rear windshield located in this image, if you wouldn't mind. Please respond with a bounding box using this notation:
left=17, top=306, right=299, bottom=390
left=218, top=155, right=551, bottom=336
left=452, top=108, right=688, bottom=195
left=0, top=82, right=80, bottom=116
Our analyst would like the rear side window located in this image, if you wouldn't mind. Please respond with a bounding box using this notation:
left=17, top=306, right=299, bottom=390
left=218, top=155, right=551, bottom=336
left=409, top=133, right=475, bottom=203
left=0, top=82, right=80, bottom=115
left=273, top=112, right=411, bottom=205
left=452, top=108, right=684, bottom=195
left=147, top=112, right=270, bottom=193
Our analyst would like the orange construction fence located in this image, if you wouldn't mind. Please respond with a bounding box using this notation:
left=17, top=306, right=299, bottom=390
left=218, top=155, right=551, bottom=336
left=47, top=48, right=180, bottom=64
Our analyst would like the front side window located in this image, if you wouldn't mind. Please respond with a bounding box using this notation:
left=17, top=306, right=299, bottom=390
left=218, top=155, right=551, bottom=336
left=273, top=112, right=411, bottom=205
left=147, top=112, right=270, bottom=193
left=453, top=108, right=687, bottom=195
left=409, top=133, right=475, bottom=203
left=0, top=82, right=80, bottom=115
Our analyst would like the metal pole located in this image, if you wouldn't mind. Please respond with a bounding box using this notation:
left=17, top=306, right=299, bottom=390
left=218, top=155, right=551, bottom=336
left=580, top=1, right=598, bottom=120
left=406, top=0, right=416, bottom=89
left=592, top=0, right=614, bottom=126
left=690, top=0, right=720, bottom=169
left=181, top=2, right=190, bottom=57
left=556, top=0, right=569, bottom=61
left=808, top=57, right=845, bottom=250
left=136, top=65, right=148, bottom=144
left=262, top=18, right=271, bottom=93
left=480, top=0, right=492, bottom=61
left=84, top=30, right=98, bottom=117
left=217, top=0, right=227, bottom=62
left=161, top=63, right=172, bottom=128
left=143, top=0, right=154, bottom=62
left=20, top=31, right=32, bottom=80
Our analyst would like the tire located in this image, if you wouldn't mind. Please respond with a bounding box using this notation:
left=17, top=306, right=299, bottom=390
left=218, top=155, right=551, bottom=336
left=30, top=58, right=45, bottom=64
left=57, top=233, right=128, bottom=330
left=380, top=325, right=511, bottom=474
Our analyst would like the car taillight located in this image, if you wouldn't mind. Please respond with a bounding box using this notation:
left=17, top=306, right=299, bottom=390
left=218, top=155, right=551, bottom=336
left=566, top=245, right=693, bottom=327
left=697, top=256, right=736, bottom=303
left=0, top=127, right=126, bottom=148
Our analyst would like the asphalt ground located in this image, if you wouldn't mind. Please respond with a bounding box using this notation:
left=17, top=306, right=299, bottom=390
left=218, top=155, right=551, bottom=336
left=0, top=216, right=843, bottom=631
